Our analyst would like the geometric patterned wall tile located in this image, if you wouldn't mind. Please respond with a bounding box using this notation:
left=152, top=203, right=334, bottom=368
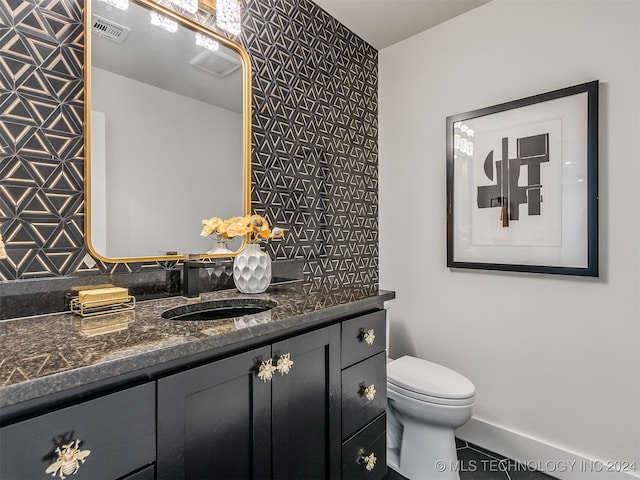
left=0, top=0, right=86, bottom=281
left=0, top=0, right=378, bottom=288
left=244, top=0, right=378, bottom=286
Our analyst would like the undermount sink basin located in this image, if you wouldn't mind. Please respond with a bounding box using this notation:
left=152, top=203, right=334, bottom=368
left=162, top=298, right=277, bottom=321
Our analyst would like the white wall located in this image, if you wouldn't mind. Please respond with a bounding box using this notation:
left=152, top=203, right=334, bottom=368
left=379, top=0, right=640, bottom=477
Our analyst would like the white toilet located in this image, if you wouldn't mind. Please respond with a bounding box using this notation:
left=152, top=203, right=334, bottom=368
left=387, top=355, right=475, bottom=480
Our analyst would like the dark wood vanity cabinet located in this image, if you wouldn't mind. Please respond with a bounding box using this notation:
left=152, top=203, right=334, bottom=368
left=157, top=324, right=341, bottom=480
left=0, top=306, right=389, bottom=480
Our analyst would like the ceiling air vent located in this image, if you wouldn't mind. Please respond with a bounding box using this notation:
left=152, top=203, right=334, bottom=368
left=189, top=49, right=241, bottom=78
left=92, top=15, right=131, bottom=43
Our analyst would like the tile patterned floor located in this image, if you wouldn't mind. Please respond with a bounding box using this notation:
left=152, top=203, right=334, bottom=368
left=383, top=439, right=558, bottom=480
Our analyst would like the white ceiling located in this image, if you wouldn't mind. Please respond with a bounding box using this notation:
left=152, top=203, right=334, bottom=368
left=313, top=0, right=492, bottom=50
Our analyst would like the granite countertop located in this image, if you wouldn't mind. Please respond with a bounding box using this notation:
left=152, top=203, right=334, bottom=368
left=0, top=282, right=395, bottom=410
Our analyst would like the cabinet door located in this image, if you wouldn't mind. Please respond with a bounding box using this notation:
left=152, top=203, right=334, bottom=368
left=271, top=324, right=341, bottom=480
left=157, top=346, right=272, bottom=480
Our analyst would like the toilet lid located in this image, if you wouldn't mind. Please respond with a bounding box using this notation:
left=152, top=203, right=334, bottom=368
left=387, top=356, right=475, bottom=400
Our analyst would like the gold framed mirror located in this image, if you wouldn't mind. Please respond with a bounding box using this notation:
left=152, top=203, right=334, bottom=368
left=84, top=0, right=251, bottom=263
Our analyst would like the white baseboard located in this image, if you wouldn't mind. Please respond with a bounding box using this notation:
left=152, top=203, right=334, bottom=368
left=455, top=417, right=640, bottom=480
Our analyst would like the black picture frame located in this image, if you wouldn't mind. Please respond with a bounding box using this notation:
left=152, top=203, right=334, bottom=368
left=446, top=81, right=599, bottom=276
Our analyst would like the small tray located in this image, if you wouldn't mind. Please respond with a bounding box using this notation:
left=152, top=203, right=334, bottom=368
left=70, top=295, right=136, bottom=317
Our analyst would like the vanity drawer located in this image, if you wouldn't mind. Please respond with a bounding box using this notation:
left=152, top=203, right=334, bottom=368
left=342, top=413, right=386, bottom=480
left=342, top=352, right=387, bottom=439
left=0, top=382, right=155, bottom=480
left=342, top=309, right=386, bottom=368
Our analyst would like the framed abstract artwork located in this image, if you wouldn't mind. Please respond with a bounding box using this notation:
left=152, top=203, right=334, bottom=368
left=446, top=81, right=599, bottom=276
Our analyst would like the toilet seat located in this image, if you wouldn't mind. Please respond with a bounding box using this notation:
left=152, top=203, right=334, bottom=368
left=388, top=356, right=475, bottom=406
left=388, top=381, right=474, bottom=406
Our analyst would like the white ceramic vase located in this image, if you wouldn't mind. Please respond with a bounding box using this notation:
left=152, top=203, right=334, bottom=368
left=233, top=243, right=272, bottom=294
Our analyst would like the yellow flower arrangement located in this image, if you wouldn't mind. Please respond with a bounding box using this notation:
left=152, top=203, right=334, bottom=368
left=201, top=215, right=285, bottom=244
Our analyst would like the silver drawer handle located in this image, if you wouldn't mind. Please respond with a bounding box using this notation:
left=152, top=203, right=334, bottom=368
left=276, top=353, right=294, bottom=375
left=358, top=451, right=377, bottom=471
left=257, top=358, right=277, bottom=382
left=359, top=383, right=376, bottom=401
left=45, top=439, right=91, bottom=479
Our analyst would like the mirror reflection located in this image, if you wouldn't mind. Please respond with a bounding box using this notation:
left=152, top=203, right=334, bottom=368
left=86, top=0, right=250, bottom=261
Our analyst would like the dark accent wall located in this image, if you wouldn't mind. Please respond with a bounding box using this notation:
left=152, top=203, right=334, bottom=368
left=0, top=0, right=378, bottom=292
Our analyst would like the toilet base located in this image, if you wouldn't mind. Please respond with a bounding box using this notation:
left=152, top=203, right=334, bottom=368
left=386, top=356, right=474, bottom=480
left=387, top=422, right=461, bottom=480
left=387, top=447, right=401, bottom=472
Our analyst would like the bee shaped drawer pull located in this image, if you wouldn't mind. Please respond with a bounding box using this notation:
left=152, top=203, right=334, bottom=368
left=276, top=353, right=294, bottom=375
left=45, top=439, right=90, bottom=480
left=358, top=383, right=376, bottom=401
left=358, top=328, right=376, bottom=346
left=358, top=451, right=377, bottom=471
left=257, top=358, right=277, bottom=382
left=257, top=354, right=294, bottom=382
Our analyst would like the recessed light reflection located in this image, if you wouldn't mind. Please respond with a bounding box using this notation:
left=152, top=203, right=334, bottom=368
left=100, top=0, right=129, bottom=10
left=170, top=0, right=198, bottom=14
left=150, top=11, right=178, bottom=33
left=195, top=32, right=219, bottom=52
